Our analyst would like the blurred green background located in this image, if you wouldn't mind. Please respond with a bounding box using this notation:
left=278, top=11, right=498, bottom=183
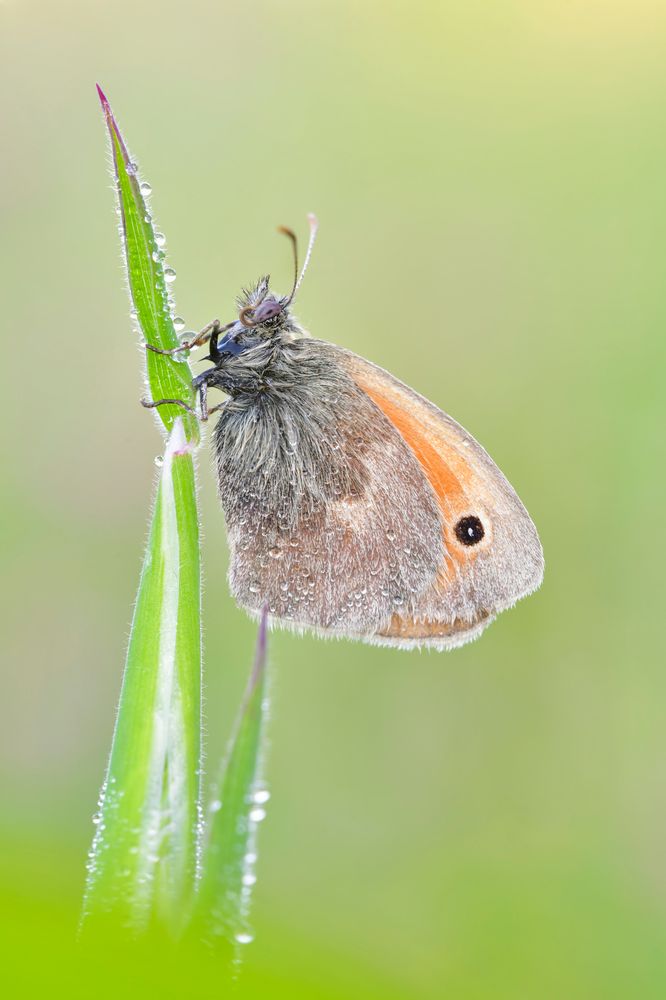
left=1, top=0, right=665, bottom=996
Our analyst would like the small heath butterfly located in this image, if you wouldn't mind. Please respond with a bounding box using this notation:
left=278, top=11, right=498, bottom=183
left=144, top=216, right=544, bottom=649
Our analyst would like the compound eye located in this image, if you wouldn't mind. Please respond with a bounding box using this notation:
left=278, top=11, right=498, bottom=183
left=221, top=336, right=245, bottom=356
left=254, top=299, right=282, bottom=324
left=217, top=326, right=249, bottom=355
left=454, top=515, right=485, bottom=546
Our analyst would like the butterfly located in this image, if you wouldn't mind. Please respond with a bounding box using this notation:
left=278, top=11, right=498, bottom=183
left=144, top=216, right=543, bottom=649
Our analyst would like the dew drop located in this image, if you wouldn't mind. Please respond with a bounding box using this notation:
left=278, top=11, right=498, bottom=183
left=253, top=789, right=270, bottom=804
left=155, top=232, right=167, bottom=248
left=164, top=267, right=177, bottom=283
left=235, top=932, right=254, bottom=945
left=140, top=180, right=152, bottom=195
left=249, top=807, right=266, bottom=823
left=242, top=873, right=257, bottom=887
left=173, top=316, right=186, bottom=332
left=92, top=812, right=102, bottom=825
left=210, top=799, right=222, bottom=812
left=154, top=455, right=164, bottom=468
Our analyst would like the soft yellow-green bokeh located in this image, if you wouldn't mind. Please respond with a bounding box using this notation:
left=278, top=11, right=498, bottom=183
left=1, top=1, right=665, bottom=996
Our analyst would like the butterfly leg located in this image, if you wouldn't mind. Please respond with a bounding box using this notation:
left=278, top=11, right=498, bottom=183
left=205, top=401, right=226, bottom=417
left=140, top=396, right=196, bottom=415
left=145, top=318, right=233, bottom=357
left=192, top=368, right=227, bottom=421
left=141, top=364, right=224, bottom=422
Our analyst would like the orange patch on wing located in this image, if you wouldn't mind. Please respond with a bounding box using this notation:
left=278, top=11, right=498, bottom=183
left=363, top=387, right=467, bottom=507
left=378, top=610, right=490, bottom=640
left=361, top=385, right=473, bottom=576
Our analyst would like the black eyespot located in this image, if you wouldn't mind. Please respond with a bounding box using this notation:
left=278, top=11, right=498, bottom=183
left=454, top=515, right=485, bottom=546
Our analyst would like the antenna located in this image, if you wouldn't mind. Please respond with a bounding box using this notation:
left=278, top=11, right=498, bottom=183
left=277, top=225, right=299, bottom=303
left=278, top=213, right=319, bottom=305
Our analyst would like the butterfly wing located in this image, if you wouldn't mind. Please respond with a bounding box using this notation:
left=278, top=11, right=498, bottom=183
left=339, top=348, right=544, bottom=647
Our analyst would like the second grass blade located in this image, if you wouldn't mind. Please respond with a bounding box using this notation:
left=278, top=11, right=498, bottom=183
left=193, top=609, right=270, bottom=953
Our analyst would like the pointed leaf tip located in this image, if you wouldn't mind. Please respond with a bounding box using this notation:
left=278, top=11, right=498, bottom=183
left=96, top=86, right=131, bottom=170
left=96, top=83, right=109, bottom=110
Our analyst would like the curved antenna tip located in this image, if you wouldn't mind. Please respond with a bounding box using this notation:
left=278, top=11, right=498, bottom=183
left=277, top=213, right=320, bottom=306
left=292, top=213, right=319, bottom=300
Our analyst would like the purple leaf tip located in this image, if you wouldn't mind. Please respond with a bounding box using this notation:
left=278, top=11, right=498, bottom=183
left=96, top=83, right=110, bottom=112
left=95, top=85, right=131, bottom=166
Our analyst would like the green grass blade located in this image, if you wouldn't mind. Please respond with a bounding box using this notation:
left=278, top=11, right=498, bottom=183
left=96, top=85, right=198, bottom=444
left=81, top=89, right=202, bottom=936
left=193, top=609, right=270, bottom=954
left=82, top=418, right=202, bottom=935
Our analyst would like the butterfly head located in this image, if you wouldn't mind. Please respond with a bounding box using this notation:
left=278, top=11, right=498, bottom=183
left=236, top=277, right=295, bottom=336
left=214, top=215, right=319, bottom=358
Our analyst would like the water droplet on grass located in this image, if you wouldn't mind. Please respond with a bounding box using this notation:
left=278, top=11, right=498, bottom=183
left=164, top=267, right=177, bottom=282
left=140, top=181, right=152, bottom=195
